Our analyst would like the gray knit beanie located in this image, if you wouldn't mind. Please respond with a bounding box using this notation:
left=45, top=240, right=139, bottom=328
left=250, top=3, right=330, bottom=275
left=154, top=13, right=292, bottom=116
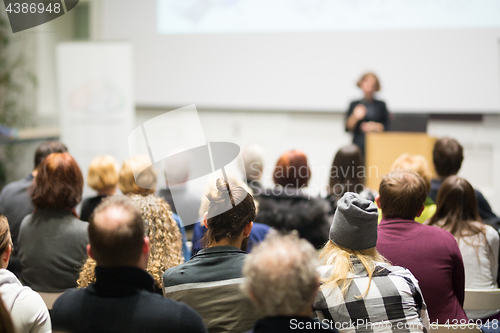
left=329, top=192, right=379, bottom=251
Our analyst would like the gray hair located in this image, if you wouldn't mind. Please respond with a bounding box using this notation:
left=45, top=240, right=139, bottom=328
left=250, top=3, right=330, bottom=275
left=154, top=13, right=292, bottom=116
left=242, top=231, right=319, bottom=316
left=162, top=150, right=190, bottom=186
left=239, top=144, right=265, bottom=181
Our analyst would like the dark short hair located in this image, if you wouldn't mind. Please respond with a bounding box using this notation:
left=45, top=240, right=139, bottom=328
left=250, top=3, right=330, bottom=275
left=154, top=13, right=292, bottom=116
left=433, top=137, right=463, bottom=177
left=34, top=141, right=68, bottom=169
left=31, top=153, right=83, bottom=209
left=203, top=178, right=256, bottom=247
left=379, top=170, right=427, bottom=220
left=89, top=196, right=144, bottom=267
left=273, top=150, right=311, bottom=188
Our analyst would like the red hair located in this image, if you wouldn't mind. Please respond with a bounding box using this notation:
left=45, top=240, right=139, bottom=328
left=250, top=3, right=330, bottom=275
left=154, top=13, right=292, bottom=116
left=273, top=150, right=311, bottom=188
left=31, top=153, right=83, bottom=209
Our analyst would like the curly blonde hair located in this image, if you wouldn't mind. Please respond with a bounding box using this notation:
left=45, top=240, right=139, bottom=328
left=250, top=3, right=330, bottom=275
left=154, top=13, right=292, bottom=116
left=77, top=194, right=184, bottom=289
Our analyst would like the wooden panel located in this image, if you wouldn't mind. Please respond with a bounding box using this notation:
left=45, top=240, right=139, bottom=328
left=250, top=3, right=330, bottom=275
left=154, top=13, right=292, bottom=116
left=365, top=132, right=436, bottom=191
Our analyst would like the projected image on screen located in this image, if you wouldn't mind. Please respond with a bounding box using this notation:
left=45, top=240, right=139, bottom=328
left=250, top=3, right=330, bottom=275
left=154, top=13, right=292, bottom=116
left=157, top=0, right=500, bottom=34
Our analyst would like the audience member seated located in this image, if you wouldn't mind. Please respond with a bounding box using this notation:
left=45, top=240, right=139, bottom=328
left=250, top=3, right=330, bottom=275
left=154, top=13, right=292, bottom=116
left=163, top=178, right=260, bottom=333
left=430, top=137, right=496, bottom=221
left=119, top=155, right=190, bottom=261
left=239, top=144, right=266, bottom=195
left=51, top=196, right=207, bottom=333
left=158, top=151, right=202, bottom=228
left=326, top=144, right=376, bottom=212
left=191, top=221, right=270, bottom=257
left=191, top=175, right=270, bottom=256
left=0, top=216, right=51, bottom=333
left=390, top=153, right=436, bottom=223
left=426, top=176, right=499, bottom=321
left=0, top=140, right=67, bottom=277
left=376, top=170, right=467, bottom=323
left=242, top=231, right=339, bottom=333
left=80, top=155, right=119, bottom=222
left=314, top=193, right=429, bottom=332
left=17, top=153, right=88, bottom=292
left=255, top=150, right=330, bottom=249
left=78, top=194, right=184, bottom=293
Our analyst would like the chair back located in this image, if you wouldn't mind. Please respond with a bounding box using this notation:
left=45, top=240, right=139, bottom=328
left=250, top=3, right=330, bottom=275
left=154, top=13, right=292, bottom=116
left=464, top=288, right=500, bottom=310
left=37, top=292, right=63, bottom=310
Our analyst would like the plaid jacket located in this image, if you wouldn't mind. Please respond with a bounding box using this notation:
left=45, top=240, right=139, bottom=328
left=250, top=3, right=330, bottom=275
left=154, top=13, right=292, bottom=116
left=313, top=261, right=430, bottom=333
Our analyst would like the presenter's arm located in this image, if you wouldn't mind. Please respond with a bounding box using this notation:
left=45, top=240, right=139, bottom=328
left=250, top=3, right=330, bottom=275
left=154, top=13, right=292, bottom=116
left=345, top=102, right=366, bottom=132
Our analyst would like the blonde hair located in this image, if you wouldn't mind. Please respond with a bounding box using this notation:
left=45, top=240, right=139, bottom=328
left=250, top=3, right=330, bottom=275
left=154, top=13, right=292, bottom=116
left=391, top=154, right=432, bottom=193
left=78, top=195, right=184, bottom=289
left=87, top=155, right=119, bottom=192
left=319, top=241, right=386, bottom=298
left=118, top=155, right=157, bottom=196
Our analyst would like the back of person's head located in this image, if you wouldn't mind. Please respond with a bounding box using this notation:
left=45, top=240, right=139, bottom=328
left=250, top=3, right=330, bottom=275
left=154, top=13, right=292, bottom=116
left=31, top=152, right=83, bottom=209
left=428, top=176, right=482, bottom=238
left=321, top=193, right=384, bottom=296
left=328, top=144, right=365, bottom=197
left=378, top=170, right=427, bottom=220
left=162, top=152, right=190, bottom=187
left=0, top=216, right=12, bottom=256
left=87, top=155, right=119, bottom=192
left=204, top=178, right=256, bottom=246
left=88, top=196, right=144, bottom=267
left=118, top=155, right=157, bottom=195
left=433, top=137, right=463, bottom=177
left=198, top=174, right=254, bottom=221
left=240, top=144, right=265, bottom=181
left=242, top=231, right=318, bottom=317
left=34, top=141, right=68, bottom=170
left=273, top=150, right=310, bottom=188
left=391, top=154, right=433, bottom=193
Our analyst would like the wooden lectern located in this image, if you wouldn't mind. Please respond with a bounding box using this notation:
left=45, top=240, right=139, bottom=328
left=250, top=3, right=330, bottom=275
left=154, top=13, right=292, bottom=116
left=365, top=132, right=436, bottom=191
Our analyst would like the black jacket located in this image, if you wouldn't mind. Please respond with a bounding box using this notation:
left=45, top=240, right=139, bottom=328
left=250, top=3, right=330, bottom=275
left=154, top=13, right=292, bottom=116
left=52, top=266, right=207, bottom=333
left=345, top=99, right=389, bottom=154
left=80, top=195, right=107, bottom=222
left=255, top=188, right=331, bottom=249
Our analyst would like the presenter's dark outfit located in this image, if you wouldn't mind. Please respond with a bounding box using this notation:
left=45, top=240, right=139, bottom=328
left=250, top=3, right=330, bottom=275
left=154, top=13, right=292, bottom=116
left=345, top=99, right=389, bottom=155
